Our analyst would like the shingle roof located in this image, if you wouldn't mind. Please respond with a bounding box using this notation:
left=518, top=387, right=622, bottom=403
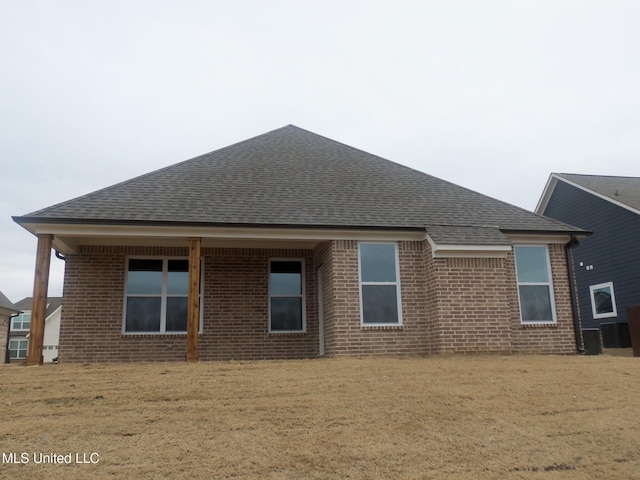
left=0, top=291, right=19, bottom=313
left=14, top=297, right=63, bottom=318
left=554, top=173, right=640, bottom=212
left=14, top=125, right=581, bottom=241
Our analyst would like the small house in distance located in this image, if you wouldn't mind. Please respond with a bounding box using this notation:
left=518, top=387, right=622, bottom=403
left=0, top=291, right=20, bottom=362
left=537, top=173, right=640, bottom=352
left=14, top=125, right=586, bottom=363
left=7, top=297, right=62, bottom=363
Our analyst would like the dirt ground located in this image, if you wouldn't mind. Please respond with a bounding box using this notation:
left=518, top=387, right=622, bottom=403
left=1, top=354, right=639, bottom=479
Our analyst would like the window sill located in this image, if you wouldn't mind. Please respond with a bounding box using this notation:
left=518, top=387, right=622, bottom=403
left=361, top=324, right=404, bottom=330
left=269, top=331, right=306, bottom=336
left=120, top=332, right=202, bottom=337
left=520, top=322, right=557, bottom=328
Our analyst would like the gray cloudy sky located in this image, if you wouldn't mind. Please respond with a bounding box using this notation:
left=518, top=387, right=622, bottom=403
left=1, top=0, right=639, bottom=303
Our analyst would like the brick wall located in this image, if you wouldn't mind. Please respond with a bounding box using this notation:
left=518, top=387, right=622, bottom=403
left=60, top=245, right=319, bottom=362
left=426, top=249, right=513, bottom=354
left=323, top=240, right=430, bottom=356
left=508, top=244, right=577, bottom=354
left=59, top=240, right=577, bottom=362
left=0, top=314, right=8, bottom=363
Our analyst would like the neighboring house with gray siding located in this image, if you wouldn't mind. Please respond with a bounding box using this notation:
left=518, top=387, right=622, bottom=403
left=13, top=126, right=586, bottom=362
left=537, top=173, right=640, bottom=351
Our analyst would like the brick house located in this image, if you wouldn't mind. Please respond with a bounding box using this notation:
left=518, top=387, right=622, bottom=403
left=13, top=125, right=585, bottom=363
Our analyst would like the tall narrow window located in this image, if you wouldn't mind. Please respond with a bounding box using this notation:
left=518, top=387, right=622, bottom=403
left=269, top=260, right=305, bottom=332
left=514, top=246, right=556, bottom=324
left=124, top=258, right=199, bottom=333
left=358, top=243, right=402, bottom=325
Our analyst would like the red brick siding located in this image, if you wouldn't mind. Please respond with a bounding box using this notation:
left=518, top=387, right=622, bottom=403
left=59, top=240, right=577, bottom=362
left=508, top=244, right=576, bottom=354
left=324, top=240, right=430, bottom=356
left=61, top=245, right=319, bottom=362
left=429, top=254, right=513, bottom=354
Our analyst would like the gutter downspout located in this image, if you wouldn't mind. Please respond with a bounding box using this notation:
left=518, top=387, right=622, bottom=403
left=566, top=234, right=586, bottom=353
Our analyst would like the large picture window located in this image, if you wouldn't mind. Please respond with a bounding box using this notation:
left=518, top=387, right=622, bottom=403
left=589, top=282, right=618, bottom=319
left=358, top=242, right=402, bottom=325
left=269, top=260, right=305, bottom=332
left=124, top=258, right=201, bottom=334
left=514, top=245, right=556, bottom=324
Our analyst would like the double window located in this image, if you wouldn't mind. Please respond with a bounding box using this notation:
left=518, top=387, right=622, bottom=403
left=269, top=260, right=305, bottom=332
left=358, top=243, right=402, bottom=325
left=11, top=312, right=31, bottom=331
left=589, top=282, right=617, bottom=319
left=9, top=339, right=28, bottom=360
left=124, top=258, right=201, bottom=333
left=514, top=245, right=556, bottom=324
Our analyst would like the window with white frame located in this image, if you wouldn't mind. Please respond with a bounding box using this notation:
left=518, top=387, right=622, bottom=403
left=358, top=242, right=402, bottom=325
left=514, top=245, right=557, bottom=324
left=9, top=339, right=28, bottom=359
left=589, top=282, right=617, bottom=319
left=123, top=258, right=201, bottom=333
left=11, top=312, right=31, bottom=331
left=269, top=260, right=305, bottom=332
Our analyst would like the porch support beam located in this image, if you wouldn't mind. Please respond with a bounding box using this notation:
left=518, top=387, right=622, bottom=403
left=26, top=234, right=53, bottom=366
left=186, top=237, right=201, bottom=362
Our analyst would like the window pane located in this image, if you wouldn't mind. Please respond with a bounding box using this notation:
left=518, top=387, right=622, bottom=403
left=514, top=246, right=549, bottom=283
left=166, top=297, right=188, bottom=332
left=167, top=260, right=189, bottom=295
left=271, top=297, right=303, bottom=331
left=9, top=340, right=28, bottom=359
left=362, top=285, right=399, bottom=324
left=127, top=259, right=163, bottom=294
left=519, top=285, right=553, bottom=321
left=125, top=297, right=161, bottom=332
left=593, top=286, right=613, bottom=314
left=360, top=244, right=397, bottom=282
left=270, top=262, right=302, bottom=295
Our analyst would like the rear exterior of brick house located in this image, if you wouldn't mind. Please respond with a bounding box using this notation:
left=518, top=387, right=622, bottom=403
left=15, top=126, right=584, bottom=362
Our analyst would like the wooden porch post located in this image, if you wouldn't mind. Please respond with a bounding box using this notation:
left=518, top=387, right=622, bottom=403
left=26, top=234, right=53, bottom=366
left=186, top=237, right=201, bottom=362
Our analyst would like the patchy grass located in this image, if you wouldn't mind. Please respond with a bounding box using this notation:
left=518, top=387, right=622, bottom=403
left=1, top=355, right=639, bottom=479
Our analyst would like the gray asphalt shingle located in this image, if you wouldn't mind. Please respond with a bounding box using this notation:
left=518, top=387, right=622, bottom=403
left=555, top=173, right=640, bottom=212
left=15, top=125, right=581, bottom=242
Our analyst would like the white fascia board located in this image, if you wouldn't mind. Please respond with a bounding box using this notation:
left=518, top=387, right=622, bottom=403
left=534, top=174, right=558, bottom=214
left=426, top=234, right=511, bottom=258
left=23, top=223, right=427, bottom=253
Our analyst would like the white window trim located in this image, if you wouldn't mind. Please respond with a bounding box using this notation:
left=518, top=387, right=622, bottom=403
left=358, top=242, right=403, bottom=327
left=268, top=258, right=306, bottom=333
left=589, top=281, right=618, bottom=319
left=514, top=245, right=557, bottom=325
left=122, top=256, right=204, bottom=335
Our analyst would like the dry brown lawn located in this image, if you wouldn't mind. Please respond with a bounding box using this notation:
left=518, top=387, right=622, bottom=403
left=1, top=354, right=639, bottom=479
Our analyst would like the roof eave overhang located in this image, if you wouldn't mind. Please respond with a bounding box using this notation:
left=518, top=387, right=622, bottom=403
left=13, top=218, right=429, bottom=254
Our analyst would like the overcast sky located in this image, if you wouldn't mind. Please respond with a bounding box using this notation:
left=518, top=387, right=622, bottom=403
left=1, top=0, right=639, bottom=303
